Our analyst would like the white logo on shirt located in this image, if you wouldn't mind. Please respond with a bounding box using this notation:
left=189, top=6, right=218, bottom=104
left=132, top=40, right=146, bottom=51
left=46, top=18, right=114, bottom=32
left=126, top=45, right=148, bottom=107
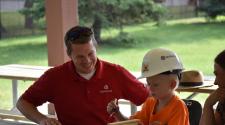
left=100, top=84, right=112, bottom=93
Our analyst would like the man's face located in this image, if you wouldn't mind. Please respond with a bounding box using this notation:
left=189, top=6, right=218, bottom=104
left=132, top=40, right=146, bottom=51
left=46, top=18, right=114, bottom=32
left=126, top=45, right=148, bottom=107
left=214, top=63, right=225, bottom=88
left=70, top=40, right=97, bottom=74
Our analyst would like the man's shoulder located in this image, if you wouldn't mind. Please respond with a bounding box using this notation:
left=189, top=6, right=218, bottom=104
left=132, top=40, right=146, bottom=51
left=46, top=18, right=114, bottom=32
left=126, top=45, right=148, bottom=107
left=99, top=59, right=124, bottom=71
left=97, top=59, right=134, bottom=79
left=100, top=59, right=120, bottom=66
left=46, top=61, right=72, bottom=74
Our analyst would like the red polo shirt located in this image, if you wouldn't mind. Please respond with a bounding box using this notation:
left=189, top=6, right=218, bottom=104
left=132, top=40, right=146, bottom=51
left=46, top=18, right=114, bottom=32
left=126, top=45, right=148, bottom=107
left=21, top=59, right=149, bottom=125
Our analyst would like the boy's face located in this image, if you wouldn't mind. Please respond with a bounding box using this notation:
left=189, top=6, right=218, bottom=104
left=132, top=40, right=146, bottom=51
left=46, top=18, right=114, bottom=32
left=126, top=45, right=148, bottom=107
left=146, top=74, right=174, bottom=99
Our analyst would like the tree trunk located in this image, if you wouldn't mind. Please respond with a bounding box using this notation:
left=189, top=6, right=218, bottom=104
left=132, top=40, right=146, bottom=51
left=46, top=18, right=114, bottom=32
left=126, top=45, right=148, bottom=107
left=0, top=22, right=6, bottom=39
left=24, top=0, right=34, bottom=29
left=92, top=15, right=102, bottom=44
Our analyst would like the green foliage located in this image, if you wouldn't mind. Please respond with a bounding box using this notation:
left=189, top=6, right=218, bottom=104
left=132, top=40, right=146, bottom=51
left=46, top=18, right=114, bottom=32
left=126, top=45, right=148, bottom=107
left=1, top=12, right=24, bottom=29
left=104, top=32, right=137, bottom=47
left=151, top=3, right=167, bottom=26
left=79, top=0, right=167, bottom=44
left=19, top=0, right=45, bottom=30
left=18, top=0, right=166, bottom=44
left=1, top=12, right=45, bottom=38
left=19, top=0, right=45, bottom=20
left=199, top=0, right=225, bottom=20
left=79, top=0, right=166, bottom=27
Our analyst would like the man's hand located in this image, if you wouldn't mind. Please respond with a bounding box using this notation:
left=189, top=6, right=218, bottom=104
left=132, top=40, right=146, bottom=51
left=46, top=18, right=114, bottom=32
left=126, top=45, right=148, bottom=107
left=39, top=117, right=62, bottom=125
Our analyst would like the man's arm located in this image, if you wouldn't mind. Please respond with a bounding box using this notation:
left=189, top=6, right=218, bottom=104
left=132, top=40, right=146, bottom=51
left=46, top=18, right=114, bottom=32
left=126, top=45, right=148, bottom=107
left=16, top=97, right=61, bottom=125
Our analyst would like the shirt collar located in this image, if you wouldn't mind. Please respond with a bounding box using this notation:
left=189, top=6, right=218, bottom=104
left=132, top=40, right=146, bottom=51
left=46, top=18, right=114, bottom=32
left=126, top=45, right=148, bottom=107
left=68, top=58, right=103, bottom=81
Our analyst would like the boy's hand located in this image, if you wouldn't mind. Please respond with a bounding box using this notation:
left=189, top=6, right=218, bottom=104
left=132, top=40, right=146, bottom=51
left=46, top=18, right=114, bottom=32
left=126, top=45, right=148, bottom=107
left=107, top=98, right=119, bottom=116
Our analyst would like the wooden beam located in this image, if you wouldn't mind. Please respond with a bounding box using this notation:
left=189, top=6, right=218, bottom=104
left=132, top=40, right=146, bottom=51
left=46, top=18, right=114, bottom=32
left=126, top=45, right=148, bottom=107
left=45, top=0, right=79, bottom=66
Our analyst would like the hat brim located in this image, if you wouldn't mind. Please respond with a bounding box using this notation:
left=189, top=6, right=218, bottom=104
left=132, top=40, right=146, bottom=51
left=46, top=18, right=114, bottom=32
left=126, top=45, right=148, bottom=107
left=178, top=81, right=214, bottom=89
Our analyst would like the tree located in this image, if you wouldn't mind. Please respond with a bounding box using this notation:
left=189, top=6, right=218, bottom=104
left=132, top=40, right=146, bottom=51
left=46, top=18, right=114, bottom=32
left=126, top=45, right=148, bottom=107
left=20, top=0, right=45, bottom=29
left=199, top=0, right=225, bottom=19
left=19, top=0, right=165, bottom=44
left=0, top=21, right=6, bottom=39
left=24, top=0, right=34, bottom=29
left=79, top=0, right=166, bottom=43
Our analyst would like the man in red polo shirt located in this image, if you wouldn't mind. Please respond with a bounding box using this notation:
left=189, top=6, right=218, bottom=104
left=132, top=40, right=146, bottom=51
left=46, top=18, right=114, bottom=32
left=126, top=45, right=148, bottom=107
left=16, top=26, right=149, bottom=125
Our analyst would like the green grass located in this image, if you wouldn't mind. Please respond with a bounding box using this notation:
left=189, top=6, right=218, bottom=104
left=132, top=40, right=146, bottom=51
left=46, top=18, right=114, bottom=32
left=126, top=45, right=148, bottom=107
left=0, top=17, right=225, bottom=109
left=0, top=35, right=48, bottom=65
left=1, top=12, right=45, bottom=37
left=99, top=18, right=225, bottom=74
left=1, top=12, right=24, bottom=29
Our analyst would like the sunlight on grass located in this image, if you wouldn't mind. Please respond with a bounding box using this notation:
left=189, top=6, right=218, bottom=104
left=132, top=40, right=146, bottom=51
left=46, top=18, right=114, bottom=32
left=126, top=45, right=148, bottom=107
left=167, top=17, right=206, bottom=25
left=0, top=35, right=48, bottom=65
left=0, top=35, right=46, bottom=47
left=1, top=12, right=24, bottom=29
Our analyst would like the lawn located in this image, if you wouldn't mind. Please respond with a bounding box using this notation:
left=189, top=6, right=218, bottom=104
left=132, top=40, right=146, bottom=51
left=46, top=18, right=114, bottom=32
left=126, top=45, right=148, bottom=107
left=99, top=17, right=225, bottom=74
left=1, top=12, right=45, bottom=38
left=0, top=17, right=225, bottom=109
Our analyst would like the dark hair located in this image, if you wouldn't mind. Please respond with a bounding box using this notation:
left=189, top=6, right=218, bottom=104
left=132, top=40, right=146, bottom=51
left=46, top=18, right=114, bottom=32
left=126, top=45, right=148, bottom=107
left=215, top=49, right=225, bottom=70
left=64, top=26, right=96, bottom=55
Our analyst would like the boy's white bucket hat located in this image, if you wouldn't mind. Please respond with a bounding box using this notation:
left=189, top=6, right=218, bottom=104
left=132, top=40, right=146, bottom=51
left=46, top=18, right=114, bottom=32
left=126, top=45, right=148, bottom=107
left=138, top=48, right=183, bottom=79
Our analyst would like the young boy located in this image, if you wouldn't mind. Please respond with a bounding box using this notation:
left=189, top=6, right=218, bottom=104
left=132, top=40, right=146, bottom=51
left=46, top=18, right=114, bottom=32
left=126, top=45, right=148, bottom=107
left=107, top=48, right=190, bottom=125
